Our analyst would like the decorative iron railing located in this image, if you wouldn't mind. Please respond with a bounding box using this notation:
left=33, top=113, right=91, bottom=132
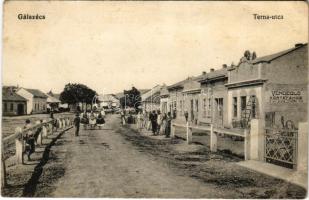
left=264, top=127, right=298, bottom=169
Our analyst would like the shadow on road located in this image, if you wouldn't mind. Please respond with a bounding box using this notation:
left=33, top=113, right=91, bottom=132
left=22, top=128, right=71, bottom=197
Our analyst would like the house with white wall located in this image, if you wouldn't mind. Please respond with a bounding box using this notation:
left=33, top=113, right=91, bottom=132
left=16, top=88, right=48, bottom=114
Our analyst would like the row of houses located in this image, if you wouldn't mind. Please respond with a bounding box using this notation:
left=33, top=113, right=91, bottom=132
left=142, top=43, right=308, bottom=131
left=2, top=86, right=66, bottom=116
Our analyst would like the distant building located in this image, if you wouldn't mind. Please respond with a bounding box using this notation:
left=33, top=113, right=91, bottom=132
left=141, top=85, right=163, bottom=112
left=2, top=86, right=27, bottom=116
left=226, top=43, right=308, bottom=129
left=167, top=77, right=196, bottom=120
left=197, top=67, right=228, bottom=128
left=98, top=94, right=120, bottom=109
left=182, top=77, right=202, bottom=125
left=16, top=88, right=48, bottom=114
left=160, top=85, right=169, bottom=114
left=47, top=91, right=68, bottom=111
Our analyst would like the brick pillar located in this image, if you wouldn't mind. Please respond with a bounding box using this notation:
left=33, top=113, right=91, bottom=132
left=171, top=123, right=175, bottom=138
left=297, top=122, right=308, bottom=171
left=210, top=124, right=217, bottom=152
left=186, top=122, right=192, bottom=144
left=249, top=119, right=264, bottom=161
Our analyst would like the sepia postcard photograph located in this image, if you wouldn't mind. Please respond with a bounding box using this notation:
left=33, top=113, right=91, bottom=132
left=1, top=0, right=308, bottom=198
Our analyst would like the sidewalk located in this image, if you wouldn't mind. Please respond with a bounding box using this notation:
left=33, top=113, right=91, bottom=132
left=237, top=160, right=308, bottom=189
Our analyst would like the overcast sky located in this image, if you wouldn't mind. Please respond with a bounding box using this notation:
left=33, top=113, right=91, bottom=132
left=3, top=1, right=308, bottom=94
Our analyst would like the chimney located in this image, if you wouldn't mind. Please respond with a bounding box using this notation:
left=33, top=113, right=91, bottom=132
left=222, top=64, right=227, bottom=68
left=295, top=43, right=303, bottom=48
left=202, top=71, right=206, bottom=75
left=210, top=68, right=214, bottom=72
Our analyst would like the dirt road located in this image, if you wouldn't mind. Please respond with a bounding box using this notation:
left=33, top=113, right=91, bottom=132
left=51, top=115, right=235, bottom=198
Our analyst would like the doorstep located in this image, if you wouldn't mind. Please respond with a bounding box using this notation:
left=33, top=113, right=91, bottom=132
left=237, top=160, right=307, bottom=189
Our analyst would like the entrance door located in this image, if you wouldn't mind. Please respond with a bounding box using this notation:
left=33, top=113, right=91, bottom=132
left=17, top=104, right=24, bottom=115
left=195, top=99, right=199, bottom=125
left=190, top=99, right=194, bottom=122
left=215, top=98, right=223, bottom=127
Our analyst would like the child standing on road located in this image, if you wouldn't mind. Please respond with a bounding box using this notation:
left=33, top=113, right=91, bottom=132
left=24, top=119, right=35, bottom=161
left=74, top=113, right=81, bottom=136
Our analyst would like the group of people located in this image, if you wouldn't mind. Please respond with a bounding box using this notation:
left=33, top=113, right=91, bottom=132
left=73, top=109, right=106, bottom=136
left=136, top=110, right=172, bottom=138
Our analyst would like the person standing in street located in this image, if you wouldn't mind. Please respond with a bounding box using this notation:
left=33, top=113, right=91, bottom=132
left=147, top=111, right=152, bottom=131
left=156, top=110, right=162, bottom=135
left=74, top=113, right=81, bottom=136
left=101, top=109, right=106, bottom=117
left=165, top=112, right=172, bottom=138
left=50, top=110, right=54, bottom=119
left=184, top=110, right=189, bottom=122
left=137, top=111, right=143, bottom=130
left=161, top=113, right=167, bottom=135
left=151, top=110, right=158, bottom=135
left=120, top=109, right=126, bottom=125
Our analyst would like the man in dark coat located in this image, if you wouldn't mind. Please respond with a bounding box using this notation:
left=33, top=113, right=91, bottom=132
left=151, top=110, right=158, bottom=135
left=165, top=112, right=172, bottom=138
left=74, top=113, right=81, bottom=136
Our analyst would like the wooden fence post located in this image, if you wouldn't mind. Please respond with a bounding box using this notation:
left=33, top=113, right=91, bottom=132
left=186, top=122, right=192, bottom=144
left=59, top=119, right=63, bottom=129
left=15, top=127, right=24, bottom=164
left=297, top=122, right=308, bottom=171
left=1, top=153, right=7, bottom=188
left=171, top=123, right=175, bottom=138
left=210, top=124, right=217, bottom=152
left=61, top=119, right=65, bottom=129
left=42, top=125, right=47, bottom=138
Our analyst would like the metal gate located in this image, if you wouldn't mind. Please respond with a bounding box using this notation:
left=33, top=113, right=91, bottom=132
left=264, top=127, right=298, bottom=169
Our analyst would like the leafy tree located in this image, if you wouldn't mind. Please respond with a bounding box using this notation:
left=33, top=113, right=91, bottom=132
left=120, top=87, right=141, bottom=110
left=59, top=83, right=97, bottom=106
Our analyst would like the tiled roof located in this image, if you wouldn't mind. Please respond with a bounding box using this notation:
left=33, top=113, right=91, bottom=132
left=98, top=94, right=119, bottom=102
left=252, top=43, right=308, bottom=64
left=25, top=88, right=48, bottom=98
left=144, top=91, right=160, bottom=103
left=2, top=87, right=27, bottom=102
left=197, top=68, right=228, bottom=83
left=47, top=94, right=61, bottom=103
left=160, top=86, right=169, bottom=97
left=167, top=77, right=196, bottom=90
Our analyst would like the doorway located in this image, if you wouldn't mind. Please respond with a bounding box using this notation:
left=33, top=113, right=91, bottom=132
left=17, top=104, right=24, bottom=115
left=215, top=98, right=223, bottom=127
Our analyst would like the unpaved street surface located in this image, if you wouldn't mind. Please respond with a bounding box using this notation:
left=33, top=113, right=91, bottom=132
left=52, top=115, right=229, bottom=198
left=50, top=115, right=305, bottom=198
left=4, top=114, right=305, bottom=198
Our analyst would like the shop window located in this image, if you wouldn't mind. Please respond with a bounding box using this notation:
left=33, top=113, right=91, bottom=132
left=179, top=100, right=183, bottom=115
left=203, top=98, right=207, bottom=118
left=233, top=97, right=238, bottom=117
left=10, top=103, right=14, bottom=111
left=207, top=97, right=212, bottom=117
left=4, top=103, right=7, bottom=112
left=241, top=96, right=247, bottom=112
